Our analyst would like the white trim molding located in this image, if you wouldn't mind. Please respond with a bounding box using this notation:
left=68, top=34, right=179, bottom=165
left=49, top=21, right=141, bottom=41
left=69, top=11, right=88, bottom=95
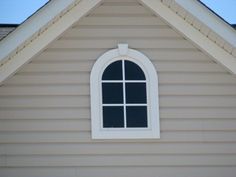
left=0, top=0, right=102, bottom=84
left=0, top=0, right=80, bottom=63
left=90, top=44, right=160, bottom=139
left=139, top=0, right=236, bottom=74
left=175, top=0, right=236, bottom=48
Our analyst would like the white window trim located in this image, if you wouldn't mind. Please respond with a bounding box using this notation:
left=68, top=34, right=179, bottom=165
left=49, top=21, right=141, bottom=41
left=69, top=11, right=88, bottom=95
left=90, top=44, right=160, bottom=139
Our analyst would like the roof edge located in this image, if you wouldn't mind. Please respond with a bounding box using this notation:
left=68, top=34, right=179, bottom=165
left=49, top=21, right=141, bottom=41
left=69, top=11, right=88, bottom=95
left=175, top=0, right=236, bottom=47
left=140, top=0, right=236, bottom=74
left=0, top=0, right=79, bottom=64
left=0, top=0, right=102, bottom=84
left=0, top=24, right=19, bottom=27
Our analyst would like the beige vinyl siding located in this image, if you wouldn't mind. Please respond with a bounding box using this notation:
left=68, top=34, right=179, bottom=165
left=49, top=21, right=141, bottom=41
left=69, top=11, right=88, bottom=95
left=1, top=0, right=236, bottom=177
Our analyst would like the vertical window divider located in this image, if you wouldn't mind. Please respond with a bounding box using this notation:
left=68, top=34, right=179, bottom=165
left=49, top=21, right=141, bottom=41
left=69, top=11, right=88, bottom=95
left=122, top=60, right=127, bottom=128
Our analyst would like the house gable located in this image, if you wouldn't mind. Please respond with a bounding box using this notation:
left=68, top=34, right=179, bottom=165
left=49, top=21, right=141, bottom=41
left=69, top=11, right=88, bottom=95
left=1, top=1, right=236, bottom=176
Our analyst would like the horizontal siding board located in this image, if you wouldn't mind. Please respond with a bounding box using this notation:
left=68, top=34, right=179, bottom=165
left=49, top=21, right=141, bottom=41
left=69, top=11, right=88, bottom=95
left=0, top=85, right=90, bottom=96
left=101, top=2, right=139, bottom=6
left=35, top=49, right=106, bottom=61
left=20, top=62, right=93, bottom=73
left=76, top=25, right=171, bottom=29
left=160, top=96, right=236, bottom=108
left=160, top=85, right=236, bottom=96
left=0, top=119, right=236, bottom=132
left=0, top=96, right=90, bottom=108
left=0, top=107, right=235, bottom=120
left=1, top=167, right=236, bottom=177
left=0, top=120, right=90, bottom=132
left=1, top=84, right=236, bottom=96
left=162, top=119, right=236, bottom=131
left=90, top=5, right=150, bottom=15
left=5, top=73, right=236, bottom=85
left=74, top=167, right=236, bottom=177
left=160, top=108, right=236, bottom=119
left=3, top=154, right=236, bottom=167
left=159, top=73, right=236, bottom=84
left=63, top=28, right=181, bottom=38
left=2, top=143, right=236, bottom=155
left=0, top=168, right=78, bottom=177
left=77, top=17, right=166, bottom=26
left=35, top=49, right=211, bottom=62
left=144, top=50, right=211, bottom=61
left=0, top=108, right=89, bottom=120
left=4, top=73, right=90, bottom=85
left=1, top=95, right=236, bottom=108
left=49, top=39, right=195, bottom=49
left=18, top=61, right=225, bottom=73
left=103, top=0, right=137, bottom=2
left=154, top=62, right=226, bottom=73
left=0, top=131, right=236, bottom=143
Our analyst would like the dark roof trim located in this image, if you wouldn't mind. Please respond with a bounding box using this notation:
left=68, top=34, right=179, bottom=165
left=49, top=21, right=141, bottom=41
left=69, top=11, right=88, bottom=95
left=0, top=24, right=19, bottom=27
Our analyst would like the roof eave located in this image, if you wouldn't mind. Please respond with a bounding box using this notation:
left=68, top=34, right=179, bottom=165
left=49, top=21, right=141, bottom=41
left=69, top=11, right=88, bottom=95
left=175, top=0, right=236, bottom=48
left=140, top=0, right=236, bottom=74
left=0, top=0, right=102, bottom=84
left=0, top=0, right=80, bottom=64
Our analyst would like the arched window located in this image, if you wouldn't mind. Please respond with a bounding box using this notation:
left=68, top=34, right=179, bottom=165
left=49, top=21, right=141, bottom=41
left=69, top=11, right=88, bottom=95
left=90, top=44, right=160, bottom=139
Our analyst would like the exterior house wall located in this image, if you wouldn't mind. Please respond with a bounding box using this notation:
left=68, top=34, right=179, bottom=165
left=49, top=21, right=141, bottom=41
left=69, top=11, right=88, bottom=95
left=1, top=0, right=236, bottom=176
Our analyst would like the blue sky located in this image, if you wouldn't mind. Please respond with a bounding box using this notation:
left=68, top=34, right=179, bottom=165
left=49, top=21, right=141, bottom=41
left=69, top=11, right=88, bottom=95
left=200, top=0, right=236, bottom=24
left=0, top=0, right=49, bottom=24
left=0, top=0, right=235, bottom=24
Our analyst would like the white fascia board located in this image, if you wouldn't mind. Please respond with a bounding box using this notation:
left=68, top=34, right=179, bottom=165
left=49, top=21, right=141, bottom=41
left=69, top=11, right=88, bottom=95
left=175, top=0, right=236, bottom=47
left=0, top=0, right=102, bottom=83
left=0, top=0, right=78, bottom=63
left=140, top=0, right=236, bottom=74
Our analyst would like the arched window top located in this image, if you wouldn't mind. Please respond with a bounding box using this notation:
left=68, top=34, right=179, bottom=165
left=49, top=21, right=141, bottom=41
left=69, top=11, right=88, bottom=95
left=90, top=44, right=160, bottom=139
left=102, top=60, right=146, bottom=80
left=102, top=60, right=123, bottom=80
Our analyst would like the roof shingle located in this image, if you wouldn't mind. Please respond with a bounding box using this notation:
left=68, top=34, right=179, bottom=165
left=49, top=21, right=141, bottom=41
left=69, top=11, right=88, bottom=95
left=0, top=24, right=18, bottom=41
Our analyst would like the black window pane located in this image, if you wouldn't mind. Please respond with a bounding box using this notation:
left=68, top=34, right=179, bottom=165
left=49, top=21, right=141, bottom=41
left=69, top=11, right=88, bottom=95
left=125, top=60, right=145, bottom=80
left=126, top=106, right=147, bottom=128
left=126, top=83, right=146, bottom=103
left=103, top=106, right=124, bottom=128
left=102, top=60, right=122, bottom=80
left=102, top=83, right=123, bottom=103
